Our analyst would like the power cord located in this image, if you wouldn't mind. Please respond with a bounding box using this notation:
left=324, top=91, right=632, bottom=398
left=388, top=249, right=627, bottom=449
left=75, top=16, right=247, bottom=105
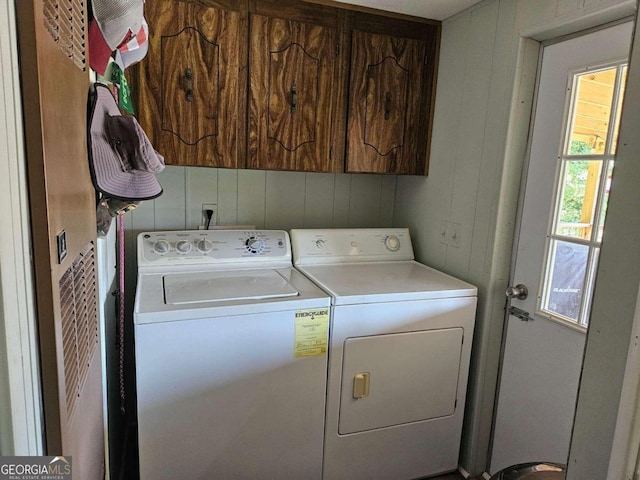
left=205, top=209, right=214, bottom=230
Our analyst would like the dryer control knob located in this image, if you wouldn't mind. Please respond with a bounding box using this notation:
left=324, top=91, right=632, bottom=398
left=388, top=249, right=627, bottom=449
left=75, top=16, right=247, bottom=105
left=315, top=239, right=325, bottom=248
left=176, top=240, right=192, bottom=254
left=153, top=239, right=170, bottom=255
left=197, top=239, right=213, bottom=253
left=384, top=235, right=401, bottom=252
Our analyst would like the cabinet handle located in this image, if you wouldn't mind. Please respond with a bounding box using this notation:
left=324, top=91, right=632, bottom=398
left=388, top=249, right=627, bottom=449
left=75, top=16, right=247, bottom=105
left=291, top=83, right=297, bottom=115
left=184, top=68, right=193, bottom=102
left=384, top=92, right=392, bottom=120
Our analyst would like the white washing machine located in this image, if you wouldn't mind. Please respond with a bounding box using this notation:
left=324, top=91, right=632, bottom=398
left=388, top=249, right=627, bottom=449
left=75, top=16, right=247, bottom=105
left=134, top=230, right=331, bottom=480
left=291, top=228, right=477, bottom=480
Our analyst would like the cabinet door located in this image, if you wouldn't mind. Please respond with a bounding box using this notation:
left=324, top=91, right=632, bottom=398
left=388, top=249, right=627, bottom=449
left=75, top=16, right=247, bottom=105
left=248, top=1, right=346, bottom=172
left=346, top=18, right=439, bottom=175
left=137, top=0, right=247, bottom=168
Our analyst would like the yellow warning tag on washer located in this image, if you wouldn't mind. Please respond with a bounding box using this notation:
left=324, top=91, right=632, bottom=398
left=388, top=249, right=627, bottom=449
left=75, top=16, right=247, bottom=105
left=294, top=308, right=329, bottom=358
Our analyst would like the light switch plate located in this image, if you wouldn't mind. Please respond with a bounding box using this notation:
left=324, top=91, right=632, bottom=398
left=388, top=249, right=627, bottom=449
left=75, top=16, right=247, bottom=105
left=439, top=221, right=462, bottom=248
left=56, top=230, right=67, bottom=263
left=448, top=222, right=461, bottom=248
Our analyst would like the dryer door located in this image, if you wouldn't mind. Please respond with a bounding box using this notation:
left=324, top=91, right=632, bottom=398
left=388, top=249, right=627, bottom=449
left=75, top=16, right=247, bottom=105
left=338, top=328, right=463, bottom=434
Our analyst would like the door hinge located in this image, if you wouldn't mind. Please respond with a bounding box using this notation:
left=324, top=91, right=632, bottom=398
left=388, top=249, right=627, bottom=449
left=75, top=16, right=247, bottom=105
left=329, top=146, right=333, bottom=160
left=508, top=305, right=532, bottom=322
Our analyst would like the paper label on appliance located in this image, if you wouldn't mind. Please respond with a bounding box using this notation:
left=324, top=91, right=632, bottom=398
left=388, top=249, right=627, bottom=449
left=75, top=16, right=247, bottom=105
left=294, top=309, right=329, bottom=358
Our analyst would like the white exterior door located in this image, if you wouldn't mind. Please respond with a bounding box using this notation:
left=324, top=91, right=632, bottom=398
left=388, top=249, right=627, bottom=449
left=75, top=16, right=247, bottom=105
left=489, top=22, right=632, bottom=474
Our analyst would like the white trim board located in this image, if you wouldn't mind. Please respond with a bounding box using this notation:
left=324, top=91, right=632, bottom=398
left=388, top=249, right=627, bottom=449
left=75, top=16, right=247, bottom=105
left=607, top=284, right=640, bottom=479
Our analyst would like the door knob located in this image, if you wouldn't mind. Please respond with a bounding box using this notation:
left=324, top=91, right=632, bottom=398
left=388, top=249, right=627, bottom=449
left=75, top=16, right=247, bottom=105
left=506, top=284, right=528, bottom=300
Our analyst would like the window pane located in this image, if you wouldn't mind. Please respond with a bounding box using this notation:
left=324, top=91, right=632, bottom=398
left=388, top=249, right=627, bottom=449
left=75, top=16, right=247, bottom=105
left=543, top=240, right=589, bottom=322
left=555, top=160, right=602, bottom=240
left=540, top=62, right=625, bottom=327
left=568, top=68, right=616, bottom=155
left=581, top=248, right=600, bottom=327
left=611, top=65, right=628, bottom=154
left=597, top=162, right=614, bottom=242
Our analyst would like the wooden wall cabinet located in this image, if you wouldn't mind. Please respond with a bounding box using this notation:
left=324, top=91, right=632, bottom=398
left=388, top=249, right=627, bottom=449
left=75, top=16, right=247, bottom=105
left=137, top=1, right=440, bottom=175
left=247, top=0, right=346, bottom=172
left=136, top=0, right=247, bottom=168
left=345, top=14, right=440, bottom=175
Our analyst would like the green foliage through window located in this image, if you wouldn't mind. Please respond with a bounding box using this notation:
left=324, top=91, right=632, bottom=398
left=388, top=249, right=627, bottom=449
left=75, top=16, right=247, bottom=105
left=560, top=141, right=594, bottom=224
left=569, top=140, right=592, bottom=155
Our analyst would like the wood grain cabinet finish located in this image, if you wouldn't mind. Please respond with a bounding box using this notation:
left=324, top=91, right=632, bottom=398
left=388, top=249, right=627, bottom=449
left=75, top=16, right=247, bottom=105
left=136, top=0, right=247, bottom=168
left=136, top=1, right=440, bottom=174
left=345, top=14, right=440, bottom=175
left=247, top=0, right=346, bottom=172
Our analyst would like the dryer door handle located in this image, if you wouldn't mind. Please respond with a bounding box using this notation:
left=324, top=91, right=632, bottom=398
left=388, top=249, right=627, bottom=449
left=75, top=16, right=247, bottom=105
left=353, top=372, right=370, bottom=399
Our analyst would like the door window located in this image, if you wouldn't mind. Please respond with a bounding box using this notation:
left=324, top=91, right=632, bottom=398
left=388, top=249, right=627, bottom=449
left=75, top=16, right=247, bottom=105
left=541, top=63, right=627, bottom=327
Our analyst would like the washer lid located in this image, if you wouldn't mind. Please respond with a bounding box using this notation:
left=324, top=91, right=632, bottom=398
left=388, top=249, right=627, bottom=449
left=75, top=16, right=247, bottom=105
left=164, top=269, right=298, bottom=305
left=298, top=261, right=476, bottom=305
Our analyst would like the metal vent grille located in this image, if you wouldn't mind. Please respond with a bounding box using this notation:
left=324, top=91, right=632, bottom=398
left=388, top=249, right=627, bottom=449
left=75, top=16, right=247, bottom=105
left=60, top=242, right=98, bottom=416
left=43, top=0, right=87, bottom=71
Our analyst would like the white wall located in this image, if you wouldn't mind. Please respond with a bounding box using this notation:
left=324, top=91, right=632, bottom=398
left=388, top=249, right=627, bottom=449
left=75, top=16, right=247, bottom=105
left=125, top=166, right=397, bottom=233
left=393, top=0, right=636, bottom=475
left=96, top=227, right=120, bottom=479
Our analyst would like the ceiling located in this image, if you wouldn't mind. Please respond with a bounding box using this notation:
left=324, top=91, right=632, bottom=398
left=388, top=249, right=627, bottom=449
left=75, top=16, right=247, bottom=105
left=333, top=0, right=485, bottom=21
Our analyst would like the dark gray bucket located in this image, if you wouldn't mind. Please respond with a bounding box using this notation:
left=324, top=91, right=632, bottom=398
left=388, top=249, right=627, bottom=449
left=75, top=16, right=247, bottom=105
left=489, top=462, right=566, bottom=480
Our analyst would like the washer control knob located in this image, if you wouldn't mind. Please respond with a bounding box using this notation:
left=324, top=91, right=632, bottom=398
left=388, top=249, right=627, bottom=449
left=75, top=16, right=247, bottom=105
left=315, top=239, right=325, bottom=248
left=245, top=237, right=265, bottom=254
left=384, top=235, right=401, bottom=252
left=197, top=239, right=214, bottom=253
left=153, top=239, right=170, bottom=255
left=176, top=240, right=192, bottom=254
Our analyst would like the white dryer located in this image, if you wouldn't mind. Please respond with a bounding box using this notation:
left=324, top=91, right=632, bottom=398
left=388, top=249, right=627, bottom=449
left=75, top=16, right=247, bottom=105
left=134, top=230, right=331, bottom=480
left=291, top=228, right=477, bottom=480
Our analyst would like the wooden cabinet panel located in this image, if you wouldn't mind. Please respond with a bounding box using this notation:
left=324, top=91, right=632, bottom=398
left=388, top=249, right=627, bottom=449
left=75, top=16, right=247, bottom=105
left=137, top=1, right=440, bottom=174
left=248, top=1, right=346, bottom=172
left=345, top=14, right=439, bottom=175
left=363, top=54, right=411, bottom=156
left=266, top=40, right=318, bottom=150
left=160, top=27, right=220, bottom=145
left=137, top=0, right=247, bottom=168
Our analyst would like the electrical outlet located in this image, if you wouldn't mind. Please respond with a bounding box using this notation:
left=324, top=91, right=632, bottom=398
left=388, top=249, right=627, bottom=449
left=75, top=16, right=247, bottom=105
left=202, top=203, right=217, bottom=229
